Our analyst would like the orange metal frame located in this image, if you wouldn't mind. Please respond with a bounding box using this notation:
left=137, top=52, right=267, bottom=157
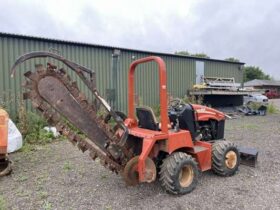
left=192, top=104, right=225, bottom=121
left=0, top=109, right=9, bottom=155
left=125, top=56, right=212, bottom=182
left=128, top=56, right=169, bottom=133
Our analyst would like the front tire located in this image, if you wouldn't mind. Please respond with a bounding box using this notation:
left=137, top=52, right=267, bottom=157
left=212, top=141, right=240, bottom=176
left=159, top=152, right=199, bottom=195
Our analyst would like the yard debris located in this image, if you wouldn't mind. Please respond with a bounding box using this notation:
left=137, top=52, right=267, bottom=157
left=43, top=126, right=60, bottom=138
left=238, top=105, right=267, bottom=116
left=8, top=119, right=23, bottom=153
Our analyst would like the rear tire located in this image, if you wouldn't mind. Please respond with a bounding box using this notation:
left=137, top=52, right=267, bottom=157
left=159, top=152, right=199, bottom=195
left=212, top=141, right=240, bottom=176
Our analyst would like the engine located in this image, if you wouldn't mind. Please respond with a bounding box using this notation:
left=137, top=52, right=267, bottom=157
left=168, top=101, right=226, bottom=141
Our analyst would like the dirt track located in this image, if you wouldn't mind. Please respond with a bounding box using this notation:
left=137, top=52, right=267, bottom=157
left=0, top=101, right=280, bottom=210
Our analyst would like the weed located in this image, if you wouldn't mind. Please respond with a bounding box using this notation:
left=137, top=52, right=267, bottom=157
left=42, top=200, right=52, bottom=210
left=16, top=103, right=28, bottom=135
left=39, top=191, right=48, bottom=199
left=0, top=195, right=7, bottom=210
left=36, top=174, right=48, bottom=191
left=101, top=174, right=108, bottom=179
left=0, top=91, right=16, bottom=115
left=247, top=102, right=261, bottom=110
left=36, top=184, right=44, bottom=191
left=137, top=96, right=144, bottom=106
left=151, top=105, right=161, bottom=118
left=97, top=106, right=107, bottom=116
left=17, top=175, right=28, bottom=182
left=267, top=102, right=279, bottom=114
left=182, top=95, right=204, bottom=105
left=21, top=112, right=53, bottom=144
left=17, top=106, right=65, bottom=154
left=104, top=205, right=112, bottom=210
left=63, top=161, right=73, bottom=171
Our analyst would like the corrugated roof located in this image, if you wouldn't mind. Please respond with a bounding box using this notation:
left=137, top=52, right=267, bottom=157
left=0, top=32, right=245, bottom=65
left=244, top=79, right=280, bottom=87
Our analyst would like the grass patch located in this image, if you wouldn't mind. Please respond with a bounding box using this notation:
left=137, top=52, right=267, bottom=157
left=0, top=195, right=7, bottom=210
left=63, top=161, right=73, bottom=171
left=19, top=143, right=37, bottom=154
left=42, top=200, right=52, bottom=210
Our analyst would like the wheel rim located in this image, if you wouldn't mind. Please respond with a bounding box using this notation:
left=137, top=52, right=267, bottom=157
left=179, top=165, right=194, bottom=188
left=225, top=151, right=237, bottom=169
left=123, top=156, right=156, bottom=185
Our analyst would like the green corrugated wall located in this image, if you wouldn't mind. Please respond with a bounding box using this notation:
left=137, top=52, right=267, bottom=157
left=0, top=34, right=243, bottom=118
left=204, top=61, right=243, bottom=83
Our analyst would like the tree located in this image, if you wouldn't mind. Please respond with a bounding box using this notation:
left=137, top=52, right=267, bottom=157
left=243, top=66, right=271, bottom=82
left=175, top=51, right=190, bottom=56
left=174, top=51, right=210, bottom=58
left=224, top=57, right=240, bottom=62
left=191, top=53, right=210, bottom=58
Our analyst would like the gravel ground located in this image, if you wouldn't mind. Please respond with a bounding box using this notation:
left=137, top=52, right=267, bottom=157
left=0, top=100, right=280, bottom=210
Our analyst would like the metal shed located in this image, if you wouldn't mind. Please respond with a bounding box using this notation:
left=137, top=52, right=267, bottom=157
left=244, top=79, right=280, bottom=90
left=0, top=32, right=244, bottom=117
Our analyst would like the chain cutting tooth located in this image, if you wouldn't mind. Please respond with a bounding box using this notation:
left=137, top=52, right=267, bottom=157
left=90, top=151, right=98, bottom=160
left=58, top=68, right=66, bottom=75
left=35, top=64, right=46, bottom=72
left=22, top=80, right=33, bottom=89
left=77, top=141, right=88, bottom=152
left=23, top=71, right=32, bottom=77
left=62, top=74, right=71, bottom=83
left=31, top=98, right=43, bottom=108
left=23, top=92, right=31, bottom=100
left=47, top=63, right=57, bottom=70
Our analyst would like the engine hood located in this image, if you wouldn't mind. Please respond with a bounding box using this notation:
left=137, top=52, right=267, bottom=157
left=191, top=104, right=226, bottom=121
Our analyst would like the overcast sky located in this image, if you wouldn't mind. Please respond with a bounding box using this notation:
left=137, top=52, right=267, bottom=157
left=0, top=0, right=279, bottom=79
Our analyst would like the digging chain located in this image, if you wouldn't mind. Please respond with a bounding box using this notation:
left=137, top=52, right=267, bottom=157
left=23, top=64, right=130, bottom=173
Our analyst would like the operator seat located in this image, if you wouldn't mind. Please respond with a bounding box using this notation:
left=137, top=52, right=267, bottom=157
left=136, top=106, right=159, bottom=131
left=178, top=104, right=198, bottom=141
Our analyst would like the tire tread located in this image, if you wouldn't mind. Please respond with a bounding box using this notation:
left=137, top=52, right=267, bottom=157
left=212, top=141, right=240, bottom=176
left=160, top=152, right=198, bottom=195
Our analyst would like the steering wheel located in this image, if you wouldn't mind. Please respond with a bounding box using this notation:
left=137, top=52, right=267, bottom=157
left=168, top=98, right=186, bottom=111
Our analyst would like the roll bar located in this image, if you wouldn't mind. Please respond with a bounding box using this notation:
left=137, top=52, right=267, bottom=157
left=128, top=56, right=169, bottom=133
